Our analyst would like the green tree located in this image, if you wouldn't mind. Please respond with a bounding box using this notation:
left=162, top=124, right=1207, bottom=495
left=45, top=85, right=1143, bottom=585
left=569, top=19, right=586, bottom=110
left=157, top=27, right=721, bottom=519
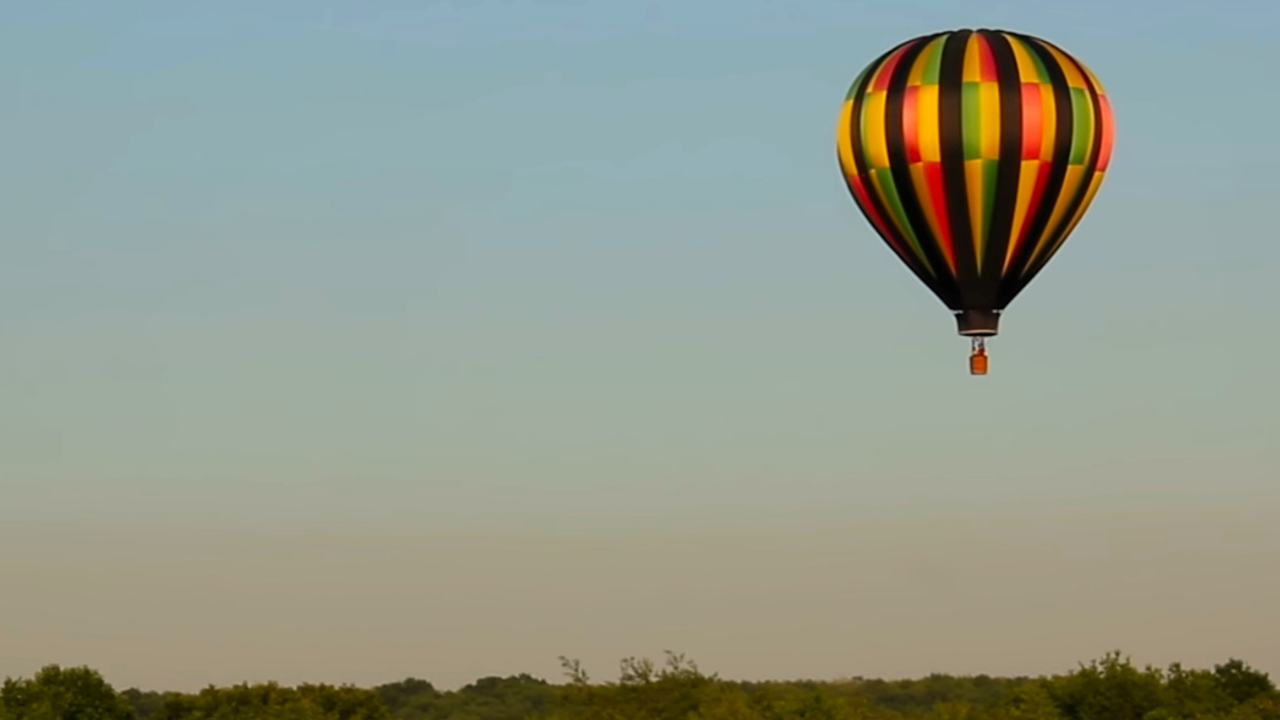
left=1230, top=694, right=1280, bottom=720
left=1161, top=661, right=1234, bottom=718
left=443, top=675, right=555, bottom=720
left=372, top=679, right=440, bottom=720
left=151, top=682, right=391, bottom=720
left=549, top=651, right=717, bottom=720
left=688, top=683, right=763, bottom=720
left=1045, top=651, right=1165, bottom=720
left=1215, top=660, right=1276, bottom=706
left=774, top=687, right=863, bottom=720
left=7, top=649, right=1277, bottom=720
left=119, top=690, right=169, bottom=720
left=0, top=665, right=135, bottom=720
left=990, top=682, right=1063, bottom=720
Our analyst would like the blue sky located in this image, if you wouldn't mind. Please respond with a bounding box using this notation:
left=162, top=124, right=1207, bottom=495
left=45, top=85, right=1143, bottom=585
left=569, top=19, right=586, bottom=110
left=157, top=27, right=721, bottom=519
left=2, top=0, right=1278, bottom=692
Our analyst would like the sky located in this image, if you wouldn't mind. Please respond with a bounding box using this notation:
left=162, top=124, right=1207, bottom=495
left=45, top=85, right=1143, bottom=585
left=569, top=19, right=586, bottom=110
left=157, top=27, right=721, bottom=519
left=2, top=0, right=1278, bottom=694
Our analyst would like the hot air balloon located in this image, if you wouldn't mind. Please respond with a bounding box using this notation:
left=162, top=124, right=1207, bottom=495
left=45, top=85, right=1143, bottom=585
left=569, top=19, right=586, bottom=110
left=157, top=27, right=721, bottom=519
left=836, top=29, right=1114, bottom=375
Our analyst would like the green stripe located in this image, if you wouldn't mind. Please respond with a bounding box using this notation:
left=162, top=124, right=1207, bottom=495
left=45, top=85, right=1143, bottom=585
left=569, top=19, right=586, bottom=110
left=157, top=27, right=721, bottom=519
left=1022, top=39, right=1051, bottom=82
left=961, top=82, right=983, bottom=160
left=1069, top=87, right=1092, bottom=164
left=921, top=37, right=945, bottom=84
left=979, top=159, right=998, bottom=255
left=873, top=168, right=935, bottom=275
left=858, top=92, right=872, bottom=164
left=845, top=65, right=872, bottom=101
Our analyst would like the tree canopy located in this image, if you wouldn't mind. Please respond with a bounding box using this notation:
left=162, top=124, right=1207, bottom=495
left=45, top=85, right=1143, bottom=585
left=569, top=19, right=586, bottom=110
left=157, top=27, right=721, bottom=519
left=3, top=651, right=1275, bottom=720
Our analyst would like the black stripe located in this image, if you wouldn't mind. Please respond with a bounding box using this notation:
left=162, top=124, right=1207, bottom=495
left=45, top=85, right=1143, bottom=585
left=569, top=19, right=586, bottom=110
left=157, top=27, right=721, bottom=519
left=1017, top=42, right=1107, bottom=285
left=997, top=34, right=1075, bottom=307
left=883, top=34, right=963, bottom=308
left=936, top=30, right=980, bottom=309
left=981, top=30, right=1024, bottom=311
left=842, top=39, right=951, bottom=301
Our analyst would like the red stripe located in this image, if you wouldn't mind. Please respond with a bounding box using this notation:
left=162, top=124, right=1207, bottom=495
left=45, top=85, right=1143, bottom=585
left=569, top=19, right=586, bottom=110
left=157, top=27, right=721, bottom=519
left=1009, top=162, right=1053, bottom=261
left=846, top=174, right=896, bottom=246
left=1020, top=83, right=1042, bottom=160
left=902, top=85, right=921, bottom=163
left=1095, top=94, right=1114, bottom=171
left=872, top=42, right=914, bottom=91
left=923, top=162, right=956, bottom=271
left=977, top=34, right=998, bottom=81
left=847, top=173, right=921, bottom=271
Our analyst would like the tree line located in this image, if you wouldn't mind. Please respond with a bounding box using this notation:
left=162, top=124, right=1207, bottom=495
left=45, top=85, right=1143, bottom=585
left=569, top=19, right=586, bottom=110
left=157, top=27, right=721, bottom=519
left=2, top=650, right=1276, bottom=720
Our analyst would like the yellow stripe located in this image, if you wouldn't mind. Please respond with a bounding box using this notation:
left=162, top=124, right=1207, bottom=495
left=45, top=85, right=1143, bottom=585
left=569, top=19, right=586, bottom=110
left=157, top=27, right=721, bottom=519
left=1055, top=172, right=1106, bottom=248
left=1004, top=159, right=1041, bottom=271
left=1077, top=60, right=1108, bottom=95
left=908, top=163, right=947, bottom=265
left=1041, top=43, right=1085, bottom=88
left=907, top=38, right=935, bottom=86
left=862, top=91, right=889, bottom=169
left=869, top=171, right=913, bottom=242
left=1025, top=172, right=1106, bottom=276
left=962, top=34, right=982, bottom=82
left=1047, top=165, right=1088, bottom=234
left=979, top=81, right=1000, bottom=159
left=1039, top=83, right=1056, bottom=161
left=1025, top=164, right=1085, bottom=267
left=917, top=85, right=941, bottom=162
left=836, top=101, right=856, bottom=173
left=965, top=159, right=986, bottom=263
left=1006, top=35, right=1040, bottom=82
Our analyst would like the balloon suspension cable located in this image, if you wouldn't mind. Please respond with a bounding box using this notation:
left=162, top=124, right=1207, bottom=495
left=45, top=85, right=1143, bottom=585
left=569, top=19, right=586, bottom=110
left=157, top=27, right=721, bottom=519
left=969, top=337, right=989, bottom=376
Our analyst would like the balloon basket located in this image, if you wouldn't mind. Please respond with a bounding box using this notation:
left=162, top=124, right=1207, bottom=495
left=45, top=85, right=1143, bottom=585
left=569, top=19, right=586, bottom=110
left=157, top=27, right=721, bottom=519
left=969, top=338, right=988, bottom=376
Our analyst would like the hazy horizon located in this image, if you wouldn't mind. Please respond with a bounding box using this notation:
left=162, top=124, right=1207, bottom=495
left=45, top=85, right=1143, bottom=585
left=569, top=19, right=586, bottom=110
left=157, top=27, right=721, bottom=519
left=3, top=0, right=1278, bottom=694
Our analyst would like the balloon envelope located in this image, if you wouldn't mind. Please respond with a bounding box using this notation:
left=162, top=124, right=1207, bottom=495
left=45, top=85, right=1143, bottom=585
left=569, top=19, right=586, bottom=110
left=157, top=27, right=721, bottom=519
left=836, top=29, right=1114, bottom=336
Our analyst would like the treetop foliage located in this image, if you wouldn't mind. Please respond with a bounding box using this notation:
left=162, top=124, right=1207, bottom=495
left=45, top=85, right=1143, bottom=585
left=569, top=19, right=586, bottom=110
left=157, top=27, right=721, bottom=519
left=2, top=651, right=1275, bottom=720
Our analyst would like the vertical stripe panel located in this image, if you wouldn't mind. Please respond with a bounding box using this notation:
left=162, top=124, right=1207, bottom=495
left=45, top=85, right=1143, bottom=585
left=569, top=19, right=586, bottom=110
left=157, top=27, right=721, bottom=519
left=1095, top=94, right=1114, bottom=171
left=937, top=30, right=980, bottom=302
left=917, top=85, right=942, bottom=162
left=840, top=41, right=942, bottom=284
left=903, top=86, right=922, bottom=163
left=862, top=92, right=890, bottom=168
left=982, top=30, right=1024, bottom=296
left=883, top=38, right=960, bottom=279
